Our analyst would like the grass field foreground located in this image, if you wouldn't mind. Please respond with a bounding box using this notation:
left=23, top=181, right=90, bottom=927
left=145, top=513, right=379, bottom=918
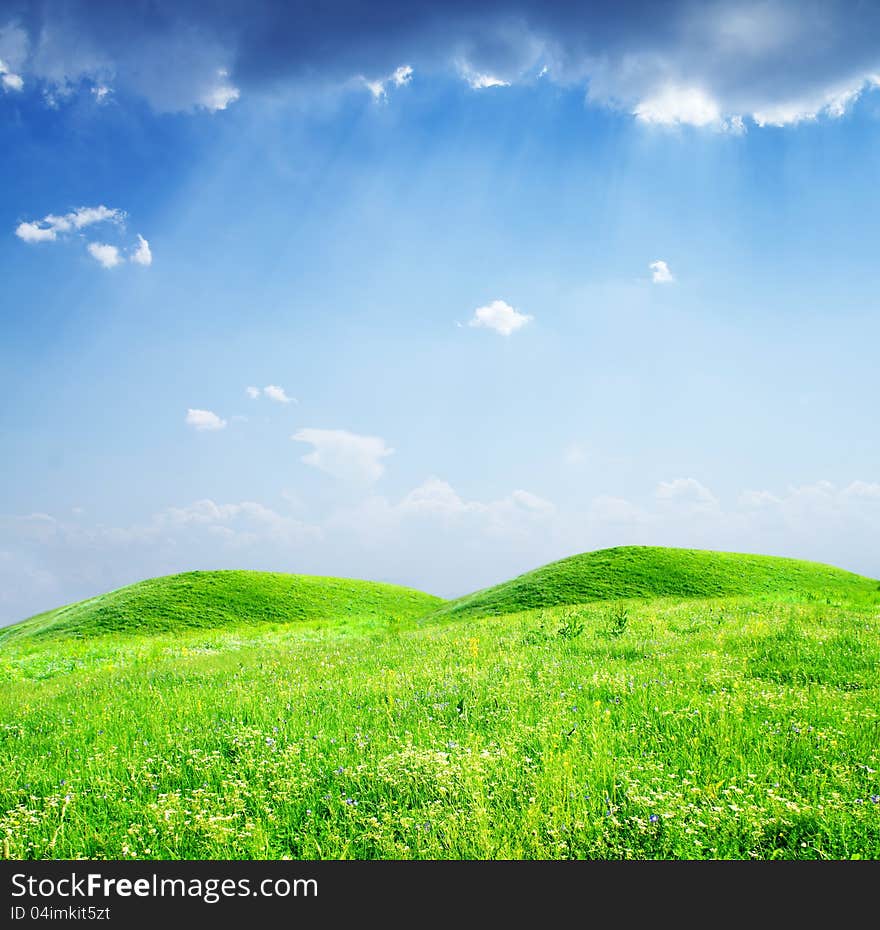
left=2, top=575, right=879, bottom=859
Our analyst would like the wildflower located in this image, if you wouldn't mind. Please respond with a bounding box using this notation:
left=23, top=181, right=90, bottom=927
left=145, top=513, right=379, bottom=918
left=870, top=796, right=879, bottom=804
left=649, top=814, right=660, bottom=823
left=344, top=797, right=357, bottom=806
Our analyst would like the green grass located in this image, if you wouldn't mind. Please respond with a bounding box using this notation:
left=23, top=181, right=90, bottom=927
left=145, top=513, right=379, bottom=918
left=0, top=571, right=445, bottom=643
left=1, top=547, right=879, bottom=860
left=433, top=546, right=880, bottom=619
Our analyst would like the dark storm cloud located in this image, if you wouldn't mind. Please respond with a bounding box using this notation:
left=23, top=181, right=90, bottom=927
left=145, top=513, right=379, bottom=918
left=3, top=1, right=880, bottom=125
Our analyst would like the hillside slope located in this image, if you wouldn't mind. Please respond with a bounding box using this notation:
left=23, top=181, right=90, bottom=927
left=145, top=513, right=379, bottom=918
left=432, top=546, right=880, bottom=619
left=0, top=571, right=445, bottom=643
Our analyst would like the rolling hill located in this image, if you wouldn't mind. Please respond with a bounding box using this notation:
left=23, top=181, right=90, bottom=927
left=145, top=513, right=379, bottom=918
left=430, top=546, right=880, bottom=619
left=3, top=547, right=878, bottom=644
left=0, top=570, right=445, bottom=643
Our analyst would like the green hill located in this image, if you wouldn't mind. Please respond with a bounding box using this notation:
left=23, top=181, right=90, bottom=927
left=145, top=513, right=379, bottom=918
left=431, top=546, right=880, bottom=619
left=3, top=547, right=877, bottom=644
left=0, top=570, right=445, bottom=643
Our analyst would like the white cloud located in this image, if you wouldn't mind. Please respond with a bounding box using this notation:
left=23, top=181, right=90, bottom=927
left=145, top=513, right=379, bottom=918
left=263, top=384, right=294, bottom=404
left=398, top=478, right=477, bottom=517
left=87, top=242, right=122, bottom=268
left=69, top=206, right=122, bottom=229
left=22, top=22, right=240, bottom=115
left=15, top=221, right=57, bottom=243
left=649, top=260, right=675, bottom=284
left=395, top=479, right=555, bottom=524
left=456, top=57, right=514, bottom=90
left=464, top=69, right=511, bottom=90
left=199, top=70, right=240, bottom=111
left=634, top=85, right=722, bottom=127
left=15, top=205, right=124, bottom=244
left=154, top=500, right=316, bottom=547
left=245, top=385, right=296, bottom=403
left=1, top=70, right=23, bottom=91
left=0, top=54, right=23, bottom=91
left=185, top=408, right=227, bottom=431
left=750, top=76, right=879, bottom=127
left=362, top=63, right=413, bottom=99
left=405, top=481, right=550, bottom=524
left=656, top=477, right=720, bottom=512
left=15, top=205, right=152, bottom=270
left=468, top=299, right=532, bottom=336
left=364, top=78, right=386, bottom=99
left=578, top=7, right=880, bottom=130
left=92, top=83, right=111, bottom=102
left=130, top=234, right=152, bottom=266
left=391, top=65, right=413, bottom=87
left=737, top=489, right=782, bottom=511
left=631, top=85, right=747, bottom=133
left=293, top=428, right=393, bottom=484
left=333, top=479, right=557, bottom=555
left=510, top=489, right=555, bottom=514
left=842, top=480, right=880, bottom=500
left=10, top=4, right=880, bottom=131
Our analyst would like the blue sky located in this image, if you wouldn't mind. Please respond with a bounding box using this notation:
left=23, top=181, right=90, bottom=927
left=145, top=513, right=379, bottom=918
left=2, top=1, right=880, bottom=623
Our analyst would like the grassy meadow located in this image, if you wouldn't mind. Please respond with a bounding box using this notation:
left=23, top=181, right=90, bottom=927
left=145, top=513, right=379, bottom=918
left=1, top=547, right=879, bottom=860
